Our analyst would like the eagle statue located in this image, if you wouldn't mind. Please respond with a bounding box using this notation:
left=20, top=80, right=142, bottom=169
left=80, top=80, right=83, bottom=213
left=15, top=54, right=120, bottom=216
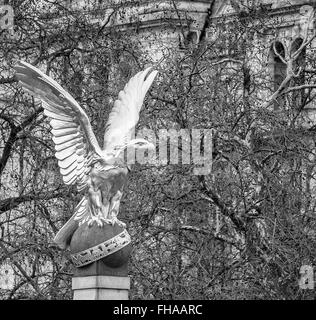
left=14, top=61, right=158, bottom=249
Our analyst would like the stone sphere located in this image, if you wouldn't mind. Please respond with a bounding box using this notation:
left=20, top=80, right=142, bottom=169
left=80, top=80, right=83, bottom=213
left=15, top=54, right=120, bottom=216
left=70, top=222, right=132, bottom=268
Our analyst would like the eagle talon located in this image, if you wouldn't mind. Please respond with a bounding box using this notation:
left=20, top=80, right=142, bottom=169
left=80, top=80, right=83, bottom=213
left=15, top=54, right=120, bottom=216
left=110, top=217, right=126, bottom=228
left=87, top=215, right=109, bottom=227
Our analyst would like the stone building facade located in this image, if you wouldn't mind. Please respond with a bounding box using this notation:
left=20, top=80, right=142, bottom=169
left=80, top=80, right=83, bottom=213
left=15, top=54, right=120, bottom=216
left=65, top=0, right=316, bottom=121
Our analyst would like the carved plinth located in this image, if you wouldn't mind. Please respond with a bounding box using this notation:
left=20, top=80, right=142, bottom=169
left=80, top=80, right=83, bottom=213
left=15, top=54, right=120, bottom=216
left=70, top=223, right=132, bottom=300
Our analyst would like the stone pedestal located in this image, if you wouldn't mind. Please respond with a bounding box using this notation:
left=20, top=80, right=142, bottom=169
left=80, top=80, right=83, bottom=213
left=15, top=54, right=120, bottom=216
left=72, top=275, right=130, bottom=300
left=69, top=223, right=132, bottom=300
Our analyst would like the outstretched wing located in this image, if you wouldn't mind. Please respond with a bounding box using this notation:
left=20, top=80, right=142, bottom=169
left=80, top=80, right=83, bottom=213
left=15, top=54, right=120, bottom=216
left=14, top=60, right=103, bottom=191
left=103, top=67, right=158, bottom=153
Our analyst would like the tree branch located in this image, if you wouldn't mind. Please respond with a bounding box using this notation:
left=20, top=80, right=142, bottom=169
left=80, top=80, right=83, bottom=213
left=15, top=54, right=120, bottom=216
left=198, top=176, right=246, bottom=232
left=0, top=189, right=67, bottom=214
left=0, top=108, right=43, bottom=175
left=0, top=241, right=44, bottom=298
left=0, top=77, right=16, bottom=85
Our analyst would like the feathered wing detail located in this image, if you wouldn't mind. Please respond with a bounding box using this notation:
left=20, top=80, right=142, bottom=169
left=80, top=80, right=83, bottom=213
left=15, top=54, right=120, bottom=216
left=73, top=196, right=90, bottom=223
left=14, top=60, right=103, bottom=194
left=103, top=67, right=158, bottom=154
left=53, top=195, right=90, bottom=249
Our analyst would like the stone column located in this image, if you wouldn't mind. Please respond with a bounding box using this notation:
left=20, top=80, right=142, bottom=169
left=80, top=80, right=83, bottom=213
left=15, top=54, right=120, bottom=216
left=69, top=223, right=132, bottom=300
left=72, top=262, right=130, bottom=300
left=72, top=275, right=130, bottom=300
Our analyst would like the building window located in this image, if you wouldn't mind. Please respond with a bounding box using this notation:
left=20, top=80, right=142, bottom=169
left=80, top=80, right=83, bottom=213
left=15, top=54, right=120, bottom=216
left=269, top=41, right=287, bottom=110
left=290, top=37, right=306, bottom=109
left=180, top=30, right=200, bottom=49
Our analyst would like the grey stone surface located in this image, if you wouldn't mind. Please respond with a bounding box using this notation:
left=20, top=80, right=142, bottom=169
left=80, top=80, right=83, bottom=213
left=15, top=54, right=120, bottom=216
left=72, top=275, right=130, bottom=300
left=73, top=288, right=129, bottom=300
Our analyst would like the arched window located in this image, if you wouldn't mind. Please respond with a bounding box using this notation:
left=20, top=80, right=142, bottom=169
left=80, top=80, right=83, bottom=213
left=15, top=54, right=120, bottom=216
left=180, top=30, right=200, bottom=49
left=187, top=31, right=199, bottom=44
left=291, top=38, right=306, bottom=108
left=269, top=41, right=287, bottom=110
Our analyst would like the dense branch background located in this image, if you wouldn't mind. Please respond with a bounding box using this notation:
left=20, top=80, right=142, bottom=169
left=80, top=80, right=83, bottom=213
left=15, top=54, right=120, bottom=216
left=0, top=0, right=316, bottom=299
